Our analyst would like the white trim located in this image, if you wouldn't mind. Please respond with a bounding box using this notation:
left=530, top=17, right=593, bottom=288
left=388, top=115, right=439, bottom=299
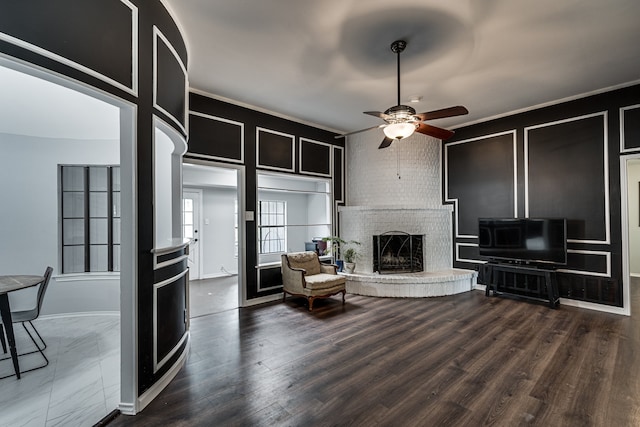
left=333, top=145, right=345, bottom=238
left=136, top=336, right=189, bottom=413
left=444, top=130, right=518, bottom=239
left=153, top=269, right=189, bottom=372
left=189, top=87, right=343, bottom=134
left=620, top=104, right=640, bottom=153
left=157, top=0, right=191, bottom=69
left=182, top=158, right=247, bottom=308
left=620, top=153, right=640, bottom=316
left=0, top=0, right=138, bottom=97
left=298, top=137, right=333, bottom=177
left=256, top=265, right=284, bottom=292
left=556, top=249, right=611, bottom=277
left=455, top=242, right=486, bottom=264
left=188, top=110, right=245, bottom=163
left=559, top=298, right=628, bottom=316
left=154, top=254, right=188, bottom=270
left=243, top=293, right=282, bottom=307
left=153, top=26, right=188, bottom=135
left=256, top=127, right=296, bottom=172
left=524, top=112, right=610, bottom=245
left=452, top=79, right=640, bottom=130
left=182, top=188, right=203, bottom=280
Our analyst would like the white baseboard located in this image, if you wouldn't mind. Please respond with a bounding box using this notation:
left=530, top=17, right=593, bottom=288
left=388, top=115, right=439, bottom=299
left=631, top=273, right=640, bottom=278
left=243, top=293, right=281, bottom=307
left=135, top=335, right=190, bottom=413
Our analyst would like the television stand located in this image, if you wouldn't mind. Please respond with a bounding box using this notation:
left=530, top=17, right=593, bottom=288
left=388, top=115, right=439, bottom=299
left=483, top=263, right=559, bottom=308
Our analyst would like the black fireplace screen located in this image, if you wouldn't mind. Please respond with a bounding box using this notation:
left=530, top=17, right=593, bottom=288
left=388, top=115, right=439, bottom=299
left=373, top=232, right=423, bottom=274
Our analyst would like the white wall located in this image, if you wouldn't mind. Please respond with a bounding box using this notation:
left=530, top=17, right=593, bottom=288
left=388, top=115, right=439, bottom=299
left=629, top=160, right=640, bottom=275
left=0, top=133, right=120, bottom=314
left=201, top=187, right=238, bottom=276
left=346, top=130, right=442, bottom=208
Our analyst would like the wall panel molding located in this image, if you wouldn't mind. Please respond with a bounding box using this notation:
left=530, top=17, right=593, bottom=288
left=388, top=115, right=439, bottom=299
left=153, top=26, right=188, bottom=135
left=188, top=111, right=244, bottom=163
left=524, top=111, right=610, bottom=244
left=445, top=130, right=517, bottom=240
left=299, top=137, right=332, bottom=177
left=620, top=104, right=640, bottom=153
left=256, top=127, right=295, bottom=172
left=0, top=0, right=138, bottom=96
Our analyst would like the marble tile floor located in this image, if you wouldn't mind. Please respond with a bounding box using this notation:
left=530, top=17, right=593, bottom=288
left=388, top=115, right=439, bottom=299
left=0, top=314, right=120, bottom=427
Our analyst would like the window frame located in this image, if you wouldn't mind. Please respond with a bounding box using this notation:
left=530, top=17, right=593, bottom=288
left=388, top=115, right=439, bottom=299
left=257, top=200, right=287, bottom=254
left=60, top=165, right=120, bottom=274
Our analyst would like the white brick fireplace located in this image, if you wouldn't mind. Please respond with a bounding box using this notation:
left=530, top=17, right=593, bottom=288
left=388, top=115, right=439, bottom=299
left=339, top=130, right=475, bottom=297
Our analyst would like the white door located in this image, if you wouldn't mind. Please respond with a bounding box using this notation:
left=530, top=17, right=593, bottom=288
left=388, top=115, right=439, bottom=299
left=183, top=190, right=202, bottom=280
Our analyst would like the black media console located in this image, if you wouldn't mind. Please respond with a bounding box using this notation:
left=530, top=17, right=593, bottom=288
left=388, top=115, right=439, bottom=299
left=483, top=263, right=560, bottom=308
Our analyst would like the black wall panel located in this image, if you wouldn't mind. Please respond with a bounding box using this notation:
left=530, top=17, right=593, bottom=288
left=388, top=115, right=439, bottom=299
left=155, top=35, right=186, bottom=128
left=1, top=0, right=191, bottom=399
left=188, top=113, right=243, bottom=161
left=257, top=129, right=294, bottom=171
left=447, top=133, right=516, bottom=235
left=258, top=266, right=282, bottom=291
left=622, top=106, right=640, bottom=151
left=300, top=139, right=331, bottom=176
left=527, top=115, right=607, bottom=241
left=446, top=84, right=640, bottom=307
left=1, top=0, right=135, bottom=90
left=334, top=147, right=344, bottom=202
left=156, top=274, right=187, bottom=363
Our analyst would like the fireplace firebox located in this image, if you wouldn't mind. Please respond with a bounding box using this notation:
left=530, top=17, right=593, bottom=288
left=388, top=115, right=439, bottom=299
left=373, top=231, right=423, bottom=274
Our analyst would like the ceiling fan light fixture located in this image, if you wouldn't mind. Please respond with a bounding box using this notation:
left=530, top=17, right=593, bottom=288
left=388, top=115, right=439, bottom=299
left=383, top=122, right=416, bottom=140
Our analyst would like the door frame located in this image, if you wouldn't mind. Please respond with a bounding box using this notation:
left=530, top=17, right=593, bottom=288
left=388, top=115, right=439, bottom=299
left=182, top=188, right=203, bottom=280
left=620, top=152, right=640, bottom=316
left=182, top=158, right=246, bottom=307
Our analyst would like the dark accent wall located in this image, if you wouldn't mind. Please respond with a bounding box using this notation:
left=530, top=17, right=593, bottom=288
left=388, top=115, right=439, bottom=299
left=187, top=92, right=344, bottom=299
left=445, top=84, right=640, bottom=307
left=1, top=0, right=189, bottom=400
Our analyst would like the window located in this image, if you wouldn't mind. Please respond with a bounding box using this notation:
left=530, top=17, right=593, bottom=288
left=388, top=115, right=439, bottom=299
left=60, top=165, right=120, bottom=273
left=258, top=200, right=286, bottom=254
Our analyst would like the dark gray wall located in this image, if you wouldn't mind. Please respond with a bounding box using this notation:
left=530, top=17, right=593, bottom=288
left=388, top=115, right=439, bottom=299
left=445, top=84, right=640, bottom=306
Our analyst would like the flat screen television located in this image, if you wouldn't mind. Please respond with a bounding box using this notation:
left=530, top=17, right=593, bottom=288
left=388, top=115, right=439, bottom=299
left=478, top=218, right=567, bottom=265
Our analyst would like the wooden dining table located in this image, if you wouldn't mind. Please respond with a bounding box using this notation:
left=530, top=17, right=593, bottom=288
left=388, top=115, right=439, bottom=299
left=0, top=275, right=45, bottom=379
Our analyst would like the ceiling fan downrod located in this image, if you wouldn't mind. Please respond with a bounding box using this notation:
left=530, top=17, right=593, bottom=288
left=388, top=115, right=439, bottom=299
left=390, top=40, right=407, bottom=107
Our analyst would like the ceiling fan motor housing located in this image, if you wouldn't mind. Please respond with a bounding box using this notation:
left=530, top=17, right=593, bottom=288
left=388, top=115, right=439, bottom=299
left=384, top=104, right=418, bottom=123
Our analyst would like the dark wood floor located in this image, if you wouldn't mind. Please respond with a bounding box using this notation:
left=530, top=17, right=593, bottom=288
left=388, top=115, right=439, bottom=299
left=111, top=280, right=640, bottom=426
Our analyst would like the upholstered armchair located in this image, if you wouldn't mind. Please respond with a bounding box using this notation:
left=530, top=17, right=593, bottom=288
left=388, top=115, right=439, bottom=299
left=281, top=251, right=346, bottom=311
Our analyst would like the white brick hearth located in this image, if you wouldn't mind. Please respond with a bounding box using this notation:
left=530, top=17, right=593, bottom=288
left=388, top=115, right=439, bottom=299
left=340, top=129, right=477, bottom=297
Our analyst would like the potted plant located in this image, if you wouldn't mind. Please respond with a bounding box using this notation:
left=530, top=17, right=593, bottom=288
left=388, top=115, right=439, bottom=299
left=342, top=245, right=360, bottom=274
left=322, top=236, right=360, bottom=272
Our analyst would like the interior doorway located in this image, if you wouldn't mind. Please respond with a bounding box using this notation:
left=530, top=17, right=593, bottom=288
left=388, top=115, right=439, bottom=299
left=183, top=160, right=244, bottom=317
left=0, top=57, right=135, bottom=420
left=621, top=153, right=640, bottom=316
left=183, top=189, right=202, bottom=279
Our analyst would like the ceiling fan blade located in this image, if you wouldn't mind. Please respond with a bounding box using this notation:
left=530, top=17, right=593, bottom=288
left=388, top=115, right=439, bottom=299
left=416, top=123, right=455, bottom=140
left=364, top=111, right=392, bottom=121
left=378, top=137, right=394, bottom=149
left=335, top=124, right=385, bottom=138
left=415, top=106, right=469, bottom=121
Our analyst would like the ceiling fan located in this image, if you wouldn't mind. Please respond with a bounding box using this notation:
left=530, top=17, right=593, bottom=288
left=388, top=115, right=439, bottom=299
left=336, top=40, right=469, bottom=149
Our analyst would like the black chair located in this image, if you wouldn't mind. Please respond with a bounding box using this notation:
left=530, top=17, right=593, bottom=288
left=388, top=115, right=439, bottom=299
left=0, top=267, right=53, bottom=375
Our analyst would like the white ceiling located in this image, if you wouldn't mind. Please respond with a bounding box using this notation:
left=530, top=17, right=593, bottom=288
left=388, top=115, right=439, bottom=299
left=165, top=0, right=640, bottom=134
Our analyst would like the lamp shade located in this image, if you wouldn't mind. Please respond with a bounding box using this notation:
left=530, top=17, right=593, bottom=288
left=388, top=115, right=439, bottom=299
left=383, top=122, right=416, bottom=140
